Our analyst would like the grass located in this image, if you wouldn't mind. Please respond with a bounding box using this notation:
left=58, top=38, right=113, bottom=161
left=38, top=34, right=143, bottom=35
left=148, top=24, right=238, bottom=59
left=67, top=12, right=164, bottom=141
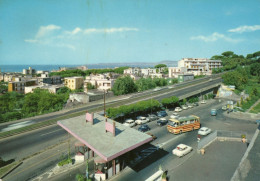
left=58, top=157, right=72, bottom=166
left=249, top=102, right=260, bottom=114
left=0, top=161, right=21, bottom=178
left=0, top=78, right=213, bottom=139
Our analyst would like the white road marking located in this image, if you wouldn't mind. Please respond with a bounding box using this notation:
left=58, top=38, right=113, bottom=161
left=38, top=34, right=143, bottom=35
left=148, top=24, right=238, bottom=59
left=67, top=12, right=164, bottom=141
left=40, top=129, right=63, bottom=136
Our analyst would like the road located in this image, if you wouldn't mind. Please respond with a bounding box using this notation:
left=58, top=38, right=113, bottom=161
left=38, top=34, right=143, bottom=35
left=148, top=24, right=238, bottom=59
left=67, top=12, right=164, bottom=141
left=0, top=76, right=220, bottom=132
left=2, top=99, right=257, bottom=181
left=0, top=78, right=221, bottom=161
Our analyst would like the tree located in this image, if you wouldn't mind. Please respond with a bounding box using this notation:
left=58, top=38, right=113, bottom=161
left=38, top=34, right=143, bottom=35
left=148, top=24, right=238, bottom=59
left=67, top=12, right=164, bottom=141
left=222, top=51, right=234, bottom=58
left=136, top=78, right=156, bottom=92
left=57, top=86, right=71, bottom=94
left=154, top=64, right=167, bottom=69
left=112, top=76, right=137, bottom=96
left=250, top=63, right=260, bottom=76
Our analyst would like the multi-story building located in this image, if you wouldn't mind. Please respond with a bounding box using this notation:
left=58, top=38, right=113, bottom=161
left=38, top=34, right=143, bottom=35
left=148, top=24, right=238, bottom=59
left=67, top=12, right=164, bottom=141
left=168, top=67, right=187, bottom=78
left=25, top=84, right=64, bottom=94
left=51, top=75, right=62, bottom=84
left=178, top=58, right=222, bottom=75
left=8, top=79, right=37, bottom=93
left=23, top=67, right=36, bottom=75
left=123, top=67, right=142, bottom=76
left=64, top=77, right=84, bottom=90
left=84, top=74, right=115, bottom=91
left=141, top=68, right=157, bottom=76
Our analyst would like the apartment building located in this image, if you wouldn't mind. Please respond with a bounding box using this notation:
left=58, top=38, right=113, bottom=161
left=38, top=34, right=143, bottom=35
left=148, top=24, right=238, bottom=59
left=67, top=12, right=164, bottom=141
left=168, top=67, right=187, bottom=78
left=84, top=74, right=114, bottom=91
left=178, top=58, right=222, bottom=75
left=141, top=68, right=157, bottom=76
left=25, top=84, right=64, bottom=94
left=123, top=67, right=142, bottom=76
left=64, top=77, right=84, bottom=90
left=23, top=67, right=36, bottom=75
left=8, top=79, right=37, bottom=93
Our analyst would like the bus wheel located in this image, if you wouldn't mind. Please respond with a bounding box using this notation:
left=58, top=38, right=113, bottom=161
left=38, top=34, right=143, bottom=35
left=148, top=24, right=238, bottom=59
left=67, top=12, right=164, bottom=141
left=180, top=130, right=182, bottom=134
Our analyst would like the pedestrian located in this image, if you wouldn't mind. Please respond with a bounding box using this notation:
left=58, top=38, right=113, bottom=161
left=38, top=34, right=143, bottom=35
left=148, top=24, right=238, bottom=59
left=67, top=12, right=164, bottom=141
left=197, top=134, right=201, bottom=142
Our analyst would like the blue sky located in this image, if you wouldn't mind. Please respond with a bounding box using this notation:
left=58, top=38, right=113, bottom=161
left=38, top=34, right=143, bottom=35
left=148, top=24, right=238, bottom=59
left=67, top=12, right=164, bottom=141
left=0, top=0, right=260, bottom=65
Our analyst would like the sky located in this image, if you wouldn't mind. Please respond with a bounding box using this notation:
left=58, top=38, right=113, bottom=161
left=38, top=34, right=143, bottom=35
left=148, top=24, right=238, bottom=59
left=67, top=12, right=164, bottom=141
left=0, top=0, right=260, bottom=65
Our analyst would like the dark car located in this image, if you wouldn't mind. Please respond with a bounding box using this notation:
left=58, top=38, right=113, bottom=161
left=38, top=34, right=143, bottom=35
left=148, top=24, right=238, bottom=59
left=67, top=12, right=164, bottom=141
left=147, top=114, right=158, bottom=121
left=157, top=118, right=168, bottom=126
left=157, top=111, right=167, bottom=117
left=138, top=124, right=150, bottom=132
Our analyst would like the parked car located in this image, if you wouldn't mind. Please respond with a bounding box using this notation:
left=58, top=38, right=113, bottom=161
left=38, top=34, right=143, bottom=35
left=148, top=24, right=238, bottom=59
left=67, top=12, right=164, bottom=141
left=138, top=124, right=150, bottom=132
left=135, top=117, right=149, bottom=125
left=210, top=109, right=217, bottom=116
left=170, top=113, right=180, bottom=119
left=192, top=102, right=199, bottom=107
left=187, top=104, right=193, bottom=108
left=200, top=100, right=206, bottom=104
left=157, top=118, right=168, bottom=126
left=181, top=105, right=188, bottom=110
left=174, top=107, right=182, bottom=112
left=198, top=127, right=212, bottom=135
left=157, top=110, right=167, bottom=117
left=172, top=144, right=193, bottom=157
left=222, top=105, right=227, bottom=111
left=123, top=119, right=136, bottom=127
left=147, top=114, right=158, bottom=121
left=146, top=132, right=157, bottom=140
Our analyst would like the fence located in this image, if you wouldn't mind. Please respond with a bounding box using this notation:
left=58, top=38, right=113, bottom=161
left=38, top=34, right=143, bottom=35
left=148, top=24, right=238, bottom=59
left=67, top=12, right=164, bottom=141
left=197, top=130, right=247, bottom=151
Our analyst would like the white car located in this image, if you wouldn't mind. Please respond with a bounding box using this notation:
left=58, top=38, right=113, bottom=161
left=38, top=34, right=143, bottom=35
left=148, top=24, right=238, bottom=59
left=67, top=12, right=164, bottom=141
left=172, top=144, right=193, bottom=157
left=135, top=117, right=149, bottom=125
left=170, top=113, right=180, bottom=119
left=181, top=105, right=188, bottom=110
left=198, top=127, right=212, bottom=135
left=174, top=107, right=182, bottom=112
left=123, top=119, right=136, bottom=127
left=200, top=100, right=206, bottom=104
left=187, top=104, right=193, bottom=108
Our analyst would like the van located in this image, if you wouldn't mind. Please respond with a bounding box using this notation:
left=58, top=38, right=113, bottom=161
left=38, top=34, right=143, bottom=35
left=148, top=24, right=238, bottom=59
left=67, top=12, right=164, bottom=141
left=211, top=109, right=217, bottom=116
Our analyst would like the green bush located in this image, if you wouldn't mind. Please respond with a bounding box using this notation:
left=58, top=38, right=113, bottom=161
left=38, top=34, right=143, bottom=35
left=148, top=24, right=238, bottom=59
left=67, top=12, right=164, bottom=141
left=58, top=157, right=72, bottom=166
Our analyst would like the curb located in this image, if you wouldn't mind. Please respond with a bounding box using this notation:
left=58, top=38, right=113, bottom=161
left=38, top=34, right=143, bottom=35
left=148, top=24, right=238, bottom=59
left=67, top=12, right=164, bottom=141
left=0, top=161, right=23, bottom=179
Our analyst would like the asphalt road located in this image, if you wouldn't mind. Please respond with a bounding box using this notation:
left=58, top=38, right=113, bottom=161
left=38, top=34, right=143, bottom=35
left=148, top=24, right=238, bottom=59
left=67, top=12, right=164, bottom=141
left=0, top=76, right=220, bottom=132
left=0, top=79, right=222, bottom=161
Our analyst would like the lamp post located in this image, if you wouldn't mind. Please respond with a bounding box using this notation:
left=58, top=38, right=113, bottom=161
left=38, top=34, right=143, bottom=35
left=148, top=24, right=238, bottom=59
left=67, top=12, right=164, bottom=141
left=104, top=89, right=106, bottom=117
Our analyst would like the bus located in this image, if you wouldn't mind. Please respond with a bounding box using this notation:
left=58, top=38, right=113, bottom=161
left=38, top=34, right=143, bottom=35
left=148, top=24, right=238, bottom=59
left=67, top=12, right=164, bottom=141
left=167, top=115, right=200, bottom=134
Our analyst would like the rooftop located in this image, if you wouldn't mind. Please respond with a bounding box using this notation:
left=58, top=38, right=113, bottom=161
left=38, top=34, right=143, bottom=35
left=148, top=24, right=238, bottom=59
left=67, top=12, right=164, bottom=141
left=57, top=113, right=152, bottom=162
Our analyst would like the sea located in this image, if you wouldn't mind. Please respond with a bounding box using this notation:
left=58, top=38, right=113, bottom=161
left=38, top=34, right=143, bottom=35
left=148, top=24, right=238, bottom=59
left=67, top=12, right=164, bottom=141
left=0, top=62, right=178, bottom=73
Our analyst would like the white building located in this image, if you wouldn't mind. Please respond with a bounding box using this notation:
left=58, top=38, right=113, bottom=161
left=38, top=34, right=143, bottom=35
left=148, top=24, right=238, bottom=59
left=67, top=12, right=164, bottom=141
left=178, top=58, right=222, bottom=75
left=123, top=67, right=141, bottom=76
left=168, top=67, right=187, bottom=78
left=25, top=84, right=64, bottom=94
left=23, top=67, right=36, bottom=75
left=84, top=74, right=114, bottom=91
left=141, top=68, right=157, bottom=76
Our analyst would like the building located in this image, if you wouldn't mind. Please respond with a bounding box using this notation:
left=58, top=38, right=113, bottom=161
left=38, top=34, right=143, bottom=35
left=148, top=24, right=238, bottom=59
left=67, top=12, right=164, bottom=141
left=168, top=67, right=187, bottom=78
left=8, top=79, right=37, bottom=93
left=178, top=74, right=194, bottom=83
left=149, top=73, right=163, bottom=78
left=58, top=65, right=88, bottom=72
left=23, top=67, right=36, bottom=75
left=57, top=113, right=153, bottom=180
left=123, top=67, right=142, bottom=76
left=36, top=70, right=49, bottom=74
left=141, top=68, right=157, bottom=76
left=84, top=74, right=115, bottom=91
left=24, top=84, right=64, bottom=94
left=178, top=58, right=222, bottom=75
left=64, top=77, right=84, bottom=90
left=51, top=75, right=62, bottom=84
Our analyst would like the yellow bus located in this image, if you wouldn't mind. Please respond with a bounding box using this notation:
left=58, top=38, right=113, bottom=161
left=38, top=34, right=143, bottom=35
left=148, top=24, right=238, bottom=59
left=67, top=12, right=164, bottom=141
left=167, top=115, right=200, bottom=134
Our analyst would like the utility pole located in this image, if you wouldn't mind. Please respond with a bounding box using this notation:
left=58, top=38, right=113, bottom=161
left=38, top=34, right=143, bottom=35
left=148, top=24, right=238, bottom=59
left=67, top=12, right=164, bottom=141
left=104, top=89, right=106, bottom=117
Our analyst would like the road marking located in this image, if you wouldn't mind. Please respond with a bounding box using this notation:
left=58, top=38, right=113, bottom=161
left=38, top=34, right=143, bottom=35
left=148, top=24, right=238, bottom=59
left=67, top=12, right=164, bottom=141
left=6, top=151, right=63, bottom=180
left=154, top=134, right=183, bottom=148
left=40, top=129, right=63, bottom=136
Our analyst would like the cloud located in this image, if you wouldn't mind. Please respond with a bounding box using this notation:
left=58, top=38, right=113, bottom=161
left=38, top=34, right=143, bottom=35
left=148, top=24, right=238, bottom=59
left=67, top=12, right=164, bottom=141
left=228, top=25, right=260, bottom=33
left=83, top=27, right=139, bottom=34
left=35, top=24, right=61, bottom=39
left=190, top=32, right=241, bottom=43
left=65, top=27, right=82, bottom=35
